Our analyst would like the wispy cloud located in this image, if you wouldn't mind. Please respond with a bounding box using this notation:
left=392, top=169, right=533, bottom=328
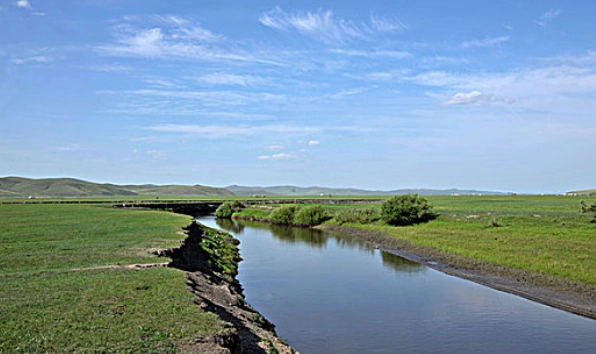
left=97, top=16, right=279, bottom=65
left=101, top=88, right=284, bottom=107
left=535, top=10, right=561, bottom=28
left=12, top=56, right=50, bottom=65
left=460, top=36, right=510, bottom=49
left=331, top=49, right=411, bottom=59
left=308, top=140, right=320, bottom=146
left=257, top=153, right=292, bottom=160
left=369, top=15, right=408, bottom=32
left=408, top=56, right=596, bottom=114
left=146, top=149, right=168, bottom=159
left=53, top=144, right=86, bottom=152
left=88, top=64, right=131, bottom=72
left=266, top=144, right=284, bottom=151
left=147, top=124, right=320, bottom=138
left=259, top=6, right=405, bottom=45
left=195, top=73, right=267, bottom=87
left=442, top=91, right=491, bottom=106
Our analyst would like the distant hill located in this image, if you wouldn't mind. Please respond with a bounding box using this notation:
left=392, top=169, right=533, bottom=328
left=0, top=177, right=233, bottom=198
left=225, top=185, right=505, bottom=197
left=567, top=189, right=596, bottom=197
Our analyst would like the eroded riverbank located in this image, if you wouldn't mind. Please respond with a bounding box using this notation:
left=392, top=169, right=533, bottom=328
left=318, top=224, right=596, bottom=320
left=162, top=221, right=297, bottom=354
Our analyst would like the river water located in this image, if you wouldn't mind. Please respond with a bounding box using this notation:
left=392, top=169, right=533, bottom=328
left=197, top=216, right=596, bottom=354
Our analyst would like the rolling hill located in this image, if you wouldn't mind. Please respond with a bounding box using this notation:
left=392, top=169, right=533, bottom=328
left=225, top=184, right=505, bottom=197
left=0, top=177, right=233, bottom=198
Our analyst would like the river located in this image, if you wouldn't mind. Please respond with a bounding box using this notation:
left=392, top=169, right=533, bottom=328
left=197, top=216, right=596, bottom=354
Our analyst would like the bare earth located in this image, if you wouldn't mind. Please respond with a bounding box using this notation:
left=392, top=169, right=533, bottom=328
left=318, top=224, right=596, bottom=320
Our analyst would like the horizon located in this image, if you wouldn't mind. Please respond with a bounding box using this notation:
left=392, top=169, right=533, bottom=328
left=2, top=1, right=595, bottom=194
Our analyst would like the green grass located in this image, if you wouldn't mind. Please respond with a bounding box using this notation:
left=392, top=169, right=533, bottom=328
left=347, top=195, right=596, bottom=285
left=0, top=204, right=225, bottom=353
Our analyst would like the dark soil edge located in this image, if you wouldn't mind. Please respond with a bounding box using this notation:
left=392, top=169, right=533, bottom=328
left=160, top=221, right=298, bottom=354
left=318, top=224, right=596, bottom=320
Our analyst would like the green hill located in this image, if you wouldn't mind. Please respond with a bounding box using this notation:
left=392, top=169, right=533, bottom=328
left=567, top=189, right=596, bottom=197
left=0, top=177, right=233, bottom=198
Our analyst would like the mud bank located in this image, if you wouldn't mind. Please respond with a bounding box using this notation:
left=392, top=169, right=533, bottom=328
left=318, top=224, right=596, bottom=320
left=160, top=221, right=297, bottom=354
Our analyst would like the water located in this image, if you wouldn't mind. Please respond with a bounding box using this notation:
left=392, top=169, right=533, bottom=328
left=198, top=216, right=596, bottom=354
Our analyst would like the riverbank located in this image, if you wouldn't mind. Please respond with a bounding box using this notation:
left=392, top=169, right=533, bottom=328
left=318, top=224, right=596, bottom=320
left=163, top=221, right=297, bottom=354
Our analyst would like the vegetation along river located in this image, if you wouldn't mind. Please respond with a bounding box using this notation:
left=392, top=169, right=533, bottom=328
left=197, top=216, right=596, bottom=354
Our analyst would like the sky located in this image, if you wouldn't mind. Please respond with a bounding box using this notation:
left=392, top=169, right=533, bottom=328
left=1, top=0, right=595, bottom=193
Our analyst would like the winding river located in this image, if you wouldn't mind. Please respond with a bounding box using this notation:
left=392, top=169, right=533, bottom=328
left=197, top=216, right=596, bottom=354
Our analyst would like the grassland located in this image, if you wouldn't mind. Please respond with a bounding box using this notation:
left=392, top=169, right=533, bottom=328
left=0, top=204, right=225, bottom=353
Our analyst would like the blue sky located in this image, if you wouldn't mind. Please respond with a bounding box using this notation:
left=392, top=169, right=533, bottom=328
left=1, top=0, right=595, bottom=193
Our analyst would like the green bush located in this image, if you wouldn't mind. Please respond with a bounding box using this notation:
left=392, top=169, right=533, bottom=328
left=215, top=201, right=244, bottom=219
left=294, top=205, right=327, bottom=226
left=580, top=200, right=596, bottom=223
left=381, top=194, right=437, bottom=226
left=333, top=207, right=380, bottom=224
left=268, top=205, right=298, bottom=225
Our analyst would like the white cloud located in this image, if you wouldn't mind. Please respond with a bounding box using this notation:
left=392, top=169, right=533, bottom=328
left=12, top=56, right=50, bottom=65
left=259, top=7, right=406, bottom=45
left=15, top=0, right=31, bottom=9
left=258, top=153, right=292, bottom=160
left=535, top=10, right=561, bottom=28
left=461, top=36, right=510, bottom=49
left=308, top=140, right=320, bottom=146
left=267, top=144, right=284, bottom=151
left=443, top=91, right=490, bottom=106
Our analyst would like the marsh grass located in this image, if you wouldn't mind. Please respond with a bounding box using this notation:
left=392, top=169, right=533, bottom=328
left=0, top=204, right=225, bottom=352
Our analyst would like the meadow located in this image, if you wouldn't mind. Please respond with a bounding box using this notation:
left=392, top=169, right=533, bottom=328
left=0, top=204, right=224, bottom=353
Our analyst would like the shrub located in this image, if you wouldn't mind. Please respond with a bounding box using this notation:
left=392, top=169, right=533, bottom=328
left=381, top=194, right=437, bottom=226
left=294, top=205, right=327, bottom=226
left=580, top=200, right=596, bottom=223
left=215, top=201, right=244, bottom=219
left=333, top=207, right=380, bottom=224
left=268, top=205, right=298, bottom=225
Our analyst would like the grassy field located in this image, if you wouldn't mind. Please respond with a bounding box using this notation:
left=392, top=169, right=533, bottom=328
left=0, top=204, right=224, bottom=353
left=236, top=195, right=596, bottom=285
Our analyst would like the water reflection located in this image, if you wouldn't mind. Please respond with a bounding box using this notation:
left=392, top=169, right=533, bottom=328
left=380, top=250, right=425, bottom=274
left=214, top=217, right=245, bottom=235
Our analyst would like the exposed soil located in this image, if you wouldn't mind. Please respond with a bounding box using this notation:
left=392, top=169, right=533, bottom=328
left=318, top=224, right=596, bottom=320
left=160, top=222, right=298, bottom=354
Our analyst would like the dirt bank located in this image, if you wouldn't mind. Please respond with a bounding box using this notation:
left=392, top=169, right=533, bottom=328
left=160, top=221, right=298, bottom=354
left=318, top=224, right=596, bottom=320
